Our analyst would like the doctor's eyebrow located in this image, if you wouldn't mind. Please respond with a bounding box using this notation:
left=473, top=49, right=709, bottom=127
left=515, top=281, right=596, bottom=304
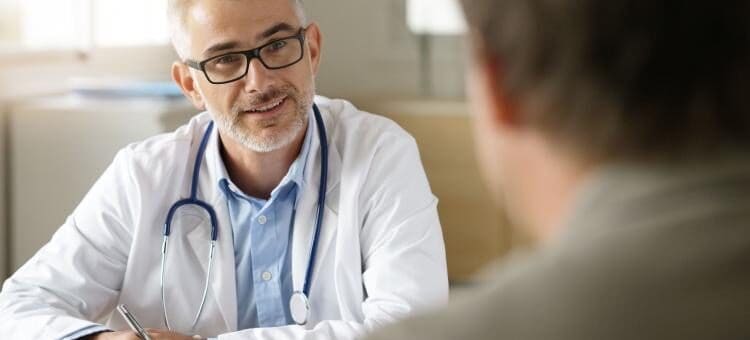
left=201, top=22, right=298, bottom=58
left=256, top=22, right=297, bottom=41
left=203, top=41, right=241, bottom=57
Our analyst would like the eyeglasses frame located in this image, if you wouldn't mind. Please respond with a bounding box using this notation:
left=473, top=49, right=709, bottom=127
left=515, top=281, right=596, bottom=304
left=185, top=27, right=308, bottom=85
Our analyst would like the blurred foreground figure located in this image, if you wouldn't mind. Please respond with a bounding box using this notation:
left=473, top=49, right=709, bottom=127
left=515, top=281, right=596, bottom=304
left=367, top=1, right=750, bottom=339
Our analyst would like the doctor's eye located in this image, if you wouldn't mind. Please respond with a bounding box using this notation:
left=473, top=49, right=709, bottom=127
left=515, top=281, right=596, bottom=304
left=213, top=54, right=243, bottom=66
left=266, top=40, right=288, bottom=52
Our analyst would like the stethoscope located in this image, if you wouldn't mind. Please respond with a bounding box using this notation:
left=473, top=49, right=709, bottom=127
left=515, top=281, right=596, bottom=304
left=160, top=104, right=328, bottom=331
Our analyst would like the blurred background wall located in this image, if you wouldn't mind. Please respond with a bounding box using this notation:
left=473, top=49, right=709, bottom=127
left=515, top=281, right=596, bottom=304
left=0, top=0, right=523, bottom=286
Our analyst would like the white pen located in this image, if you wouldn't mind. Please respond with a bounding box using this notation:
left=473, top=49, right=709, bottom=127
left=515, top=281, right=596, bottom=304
left=116, top=304, right=152, bottom=340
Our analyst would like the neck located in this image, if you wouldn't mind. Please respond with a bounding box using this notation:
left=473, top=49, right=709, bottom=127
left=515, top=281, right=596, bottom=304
left=530, top=156, right=590, bottom=242
left=219, top=124, right=308, bottom=200
left=510, top=135, right=593, bottom=243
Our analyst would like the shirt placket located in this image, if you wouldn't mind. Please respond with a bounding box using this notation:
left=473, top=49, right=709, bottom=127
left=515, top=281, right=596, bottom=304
left=250, top=203, right=286, bottom=326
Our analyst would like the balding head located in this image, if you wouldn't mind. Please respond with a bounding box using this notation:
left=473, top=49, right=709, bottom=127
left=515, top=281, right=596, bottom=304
left=168, top=0, right=307, bottom=59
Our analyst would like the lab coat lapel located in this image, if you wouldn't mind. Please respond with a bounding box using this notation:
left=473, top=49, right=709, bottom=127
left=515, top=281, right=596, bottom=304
left=206, top=197, right=237, bottom=331
left=191, top=119, right=237, bottom=331
left=291, top=107, right=342, bottom=295
left=185, top=216, right=210, bottom=274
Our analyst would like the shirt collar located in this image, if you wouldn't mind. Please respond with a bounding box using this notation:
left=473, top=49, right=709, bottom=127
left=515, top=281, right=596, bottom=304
left=287, top=107, right=314, bottom=187
left=214, top=107, right=315, bottom=199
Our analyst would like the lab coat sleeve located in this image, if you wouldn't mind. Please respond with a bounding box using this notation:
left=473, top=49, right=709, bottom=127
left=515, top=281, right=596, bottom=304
left=0, top=149, right=138, bottom=339
left=216, top=131, right=449, bottom=340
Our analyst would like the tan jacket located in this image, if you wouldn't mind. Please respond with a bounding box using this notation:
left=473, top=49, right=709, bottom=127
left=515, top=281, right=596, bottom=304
left=366, top=159, right=750, bottom=340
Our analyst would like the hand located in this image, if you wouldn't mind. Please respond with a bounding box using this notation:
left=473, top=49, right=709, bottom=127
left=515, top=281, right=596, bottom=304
left=84, top=329, right=201, bottom=340
left=83, top=330, right=142, bottom=339
left=146, top=329, right=202, bottom=340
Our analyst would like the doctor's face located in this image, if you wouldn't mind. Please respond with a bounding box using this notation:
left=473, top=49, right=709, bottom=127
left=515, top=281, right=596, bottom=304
left=178, top=0, right=322, bottom=152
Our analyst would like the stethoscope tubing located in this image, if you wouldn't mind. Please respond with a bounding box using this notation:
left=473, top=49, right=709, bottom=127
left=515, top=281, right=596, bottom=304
left=160, top=104, right=327, bottom=331
left=304, top=104, right=328, bottom=297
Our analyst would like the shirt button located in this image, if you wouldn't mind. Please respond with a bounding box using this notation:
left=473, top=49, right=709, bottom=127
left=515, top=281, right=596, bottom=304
left=261, top=271, right=272, bottom=281
left=258, top=215, right=267, bottom=225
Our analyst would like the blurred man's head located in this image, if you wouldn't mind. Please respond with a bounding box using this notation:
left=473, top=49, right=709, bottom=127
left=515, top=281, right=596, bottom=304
left=168, top=0, right=321, bottom=153
left=459, top=1, right=750, bottom=240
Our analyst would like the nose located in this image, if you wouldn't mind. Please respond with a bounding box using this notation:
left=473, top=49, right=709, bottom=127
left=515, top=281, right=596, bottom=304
left=242, top=57, right=272, bottom=93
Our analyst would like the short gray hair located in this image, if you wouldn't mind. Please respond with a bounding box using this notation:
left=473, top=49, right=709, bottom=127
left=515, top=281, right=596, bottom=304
left=168, top=0, right=307, bottom=60
left=460, top=0, right=750, bottom=162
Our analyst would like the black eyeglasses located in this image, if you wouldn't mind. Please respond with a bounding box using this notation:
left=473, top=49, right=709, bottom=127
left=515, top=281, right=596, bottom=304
left=185, top=28, right=307, bottom=84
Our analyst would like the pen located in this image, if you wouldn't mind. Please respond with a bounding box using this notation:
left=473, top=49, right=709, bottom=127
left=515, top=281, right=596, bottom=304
left=116, top=304, right=152, bottom=340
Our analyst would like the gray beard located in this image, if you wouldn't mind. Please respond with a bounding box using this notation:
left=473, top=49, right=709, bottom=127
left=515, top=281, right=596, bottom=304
left=219, top=110, right=306, bottom=153
left=209, top=91, right=313, bottom=153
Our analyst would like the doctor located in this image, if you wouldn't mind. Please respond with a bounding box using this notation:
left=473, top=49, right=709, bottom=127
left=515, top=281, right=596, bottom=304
left=0, top=0, right=448, bottom=339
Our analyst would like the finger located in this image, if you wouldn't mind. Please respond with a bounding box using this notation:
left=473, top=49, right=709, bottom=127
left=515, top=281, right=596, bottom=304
left=144, top=330, right=163, bottom=340
left=145, top=328, right=180, bottom=339
left=108, top=330, right=142, bottom=340
left=145, top=328, right=172, bottom=335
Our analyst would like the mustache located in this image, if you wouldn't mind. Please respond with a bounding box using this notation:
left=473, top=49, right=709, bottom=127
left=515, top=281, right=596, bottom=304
left=233, top=86, right=297, bottom=112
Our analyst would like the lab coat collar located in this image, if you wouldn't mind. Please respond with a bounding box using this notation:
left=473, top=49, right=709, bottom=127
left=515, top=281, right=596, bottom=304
left=189, top=100, right=342, bottom=330
left=289, top=108, right=315, bottom=188
left=289, top=102, right=342, bottom=297
left=188, top=113, right=237, bottom=332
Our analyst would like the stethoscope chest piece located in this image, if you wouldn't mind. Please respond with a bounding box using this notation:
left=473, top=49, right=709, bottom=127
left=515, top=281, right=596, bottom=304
left=290, top=291, right=310, bottom=325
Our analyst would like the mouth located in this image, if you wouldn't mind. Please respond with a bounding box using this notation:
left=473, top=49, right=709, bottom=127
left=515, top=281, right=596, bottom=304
left=243, top=96, right=287, bottom=115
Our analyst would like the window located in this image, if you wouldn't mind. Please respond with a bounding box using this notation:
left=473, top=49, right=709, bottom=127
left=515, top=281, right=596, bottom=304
left=92, top=0, right=169, bottom=47
left=13, top=0, right=169, bottom=49
left=406, top=0, right=466, bottom=35
left=19, top=0, right=89, bottom=48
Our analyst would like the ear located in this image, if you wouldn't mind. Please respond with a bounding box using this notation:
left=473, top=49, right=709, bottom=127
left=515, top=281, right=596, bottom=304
left=171, top=61, right=206, bottom=110
left=470, top=40, right=521, bottom=131
left=304, top=22, right=323, bottom=76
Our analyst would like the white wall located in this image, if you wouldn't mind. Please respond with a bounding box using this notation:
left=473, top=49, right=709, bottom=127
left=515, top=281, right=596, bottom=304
left=0, top=103, right=6, bottom=278
left=0, top=0, right=19, bottom=43
left=307, top=0, right=465, bottom=99
left=0, top=0, right=465, bottom=101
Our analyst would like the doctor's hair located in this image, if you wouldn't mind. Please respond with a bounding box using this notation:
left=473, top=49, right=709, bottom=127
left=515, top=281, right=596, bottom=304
left=167, top=0, right=307, bottom=60
left=460, top=0, right=750, bottom=162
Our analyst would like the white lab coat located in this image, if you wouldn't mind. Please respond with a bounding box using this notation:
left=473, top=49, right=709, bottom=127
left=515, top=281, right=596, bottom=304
left=0, top=96, right=448, bottom=339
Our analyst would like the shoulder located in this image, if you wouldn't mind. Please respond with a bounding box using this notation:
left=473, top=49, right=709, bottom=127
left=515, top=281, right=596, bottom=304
left=315, top=96, right=434, bottom=205
left=315, top=96, right=416, bottom=155
left=112, top=112, right=211, bottom=179
left=446, top=228, right=718, bottom=339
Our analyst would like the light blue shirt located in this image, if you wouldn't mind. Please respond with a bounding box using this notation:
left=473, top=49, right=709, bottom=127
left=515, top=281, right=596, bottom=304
left=68, top=114, right=313, bottom=339
left=218, top=114, right=313, bottom=330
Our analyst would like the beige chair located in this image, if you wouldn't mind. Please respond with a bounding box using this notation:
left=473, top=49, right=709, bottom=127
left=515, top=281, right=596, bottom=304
left=360, top=99, right=525, bottom=283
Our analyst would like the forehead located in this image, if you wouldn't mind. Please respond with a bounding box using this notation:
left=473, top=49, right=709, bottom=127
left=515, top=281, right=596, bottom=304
left=185, top=0, right=301, bottom=55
